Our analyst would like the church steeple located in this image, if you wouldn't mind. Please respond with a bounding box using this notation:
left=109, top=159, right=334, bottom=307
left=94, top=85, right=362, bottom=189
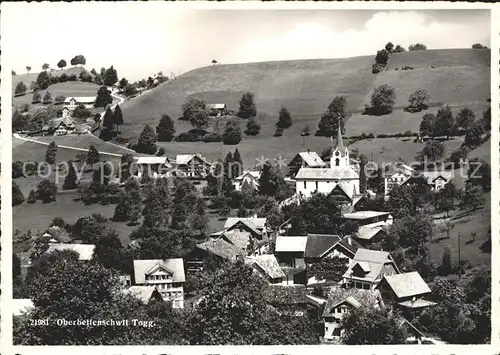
left=335, top=124, right=345, bottom=151
left=330, top=124, right=349, bottom=168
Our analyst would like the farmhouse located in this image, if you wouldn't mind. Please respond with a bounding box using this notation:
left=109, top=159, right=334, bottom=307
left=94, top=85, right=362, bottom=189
left=45, top=243, right=96, bottom=260
left=224, top=217, right=267, bottom=240
left=377, top=271, right=436, bottom=309
left=304, top=234, right=357, bottom=264
left=275, top=236, right=308, bottom=268
left=288, top=151, right=326, bottom=177
left=419, top=171, right=453, bottom=191
left=136, top=156, right=172, bottom=178
left=207, top=103, right=228, bottom=116
left=342, top=249, right=400, bottom=290
left=341, top=211, right=394, bottom=246
left=185, top=238, right=246, bottom=272
left=40, top=226, right=72, bottom=243
left=246, top=254, right=286, bottom=285
left=123, top=285, right=164, bottom=304
left=295, top=126, right=361, bottom=206
left=384, top=164, right=415, bottom=195
left=133, top=258, right=186, bottom=308
left=64, top=96, right=96, bottom=111
left=175, top=154, right=211, bottom=178
left=233, top=170, right=261, bottom=191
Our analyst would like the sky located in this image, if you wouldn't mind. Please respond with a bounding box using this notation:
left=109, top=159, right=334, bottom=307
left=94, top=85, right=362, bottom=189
left=4, top=4, right=491, bottom=81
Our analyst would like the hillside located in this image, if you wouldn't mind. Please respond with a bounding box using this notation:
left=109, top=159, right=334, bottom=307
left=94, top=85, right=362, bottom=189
left=12, top=66, right=92, bottom=94
left=119, top=48, right=490, bottom=143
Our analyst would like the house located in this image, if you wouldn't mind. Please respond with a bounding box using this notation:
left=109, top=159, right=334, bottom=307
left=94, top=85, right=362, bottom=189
left=185, top=238, right=246, bottom=272
left=123, top=285, right=164, bottom=304
left=133, top=258, right=186, bottom=308
left=62, top=107, right=70, bottom=119
left=224, top=217, right=267, bottom=240
left=207, top=103, right=228, bottom=116
left=41, top=226, right=72, bottom=243
left=420, top=171, right=453, bottom=191
left=288, top=151, right=326, bottom=177
left=377, top=271, right=437, bottom=309
left=275, top=236, right=308, bottom=268
left=342, top=248, right=400, bottom=290
left=49, top=118, right=76, bottom=136
left=304, top=234, right=357, bottom=265
left=175, top=154, right=211, bottom=178
left=341, top=211, right=394, bottom=247
left=294, top=126, right=361, bottom=205
left=263, top=285, right=308, bottom=316
left=322, top=288, right=382, bottom=341
left=384, top=163, right=415, bottom=195
left=136, top=156, right=172, bottom=179
left=45, top=243, right=96, bottom=260
left=64, top=96, right=96, bottom=111
left=246, top=254, right=286, bottom=285
left=219, top=230, right=252, bottom=252
left=233, top=170, right=261, bottom=191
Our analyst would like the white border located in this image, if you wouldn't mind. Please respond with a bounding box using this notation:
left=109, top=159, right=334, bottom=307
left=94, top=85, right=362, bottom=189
left=1, top=2, right=498, bottom=354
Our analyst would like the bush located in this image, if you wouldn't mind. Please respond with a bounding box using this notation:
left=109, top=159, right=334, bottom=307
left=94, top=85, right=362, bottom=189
left=59, top=73, right=68, bottom=82
left=372, top=63, right=383, bottom=74
left=222, top=120, right=242, bottom=145
left=176, top=131, right=203, bottom=142
left=13, top=161, right=24, bottom=178
left=202, top=132, right=222, bottom=143
left=54, top=95, right=66, bottom=104
left=67, top=74, right=78, bottom=81
left=245, top=118, right=261, bottom=136
left=32, top=91, right=42, bottom=104
left=367, top=84, right=396, bottom=115
left=375, top=49, right=389, bottom=66
left=156, top=147, right=166, bottom=156
left=274, top=127, right=283, bottom=137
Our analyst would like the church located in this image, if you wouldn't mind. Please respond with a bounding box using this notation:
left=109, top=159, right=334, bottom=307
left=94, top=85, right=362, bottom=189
left=294, top=126, right=361, bottom=206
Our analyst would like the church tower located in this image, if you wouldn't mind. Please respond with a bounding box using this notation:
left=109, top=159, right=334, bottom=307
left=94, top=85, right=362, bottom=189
left=330, top=125, right=349, bottom=168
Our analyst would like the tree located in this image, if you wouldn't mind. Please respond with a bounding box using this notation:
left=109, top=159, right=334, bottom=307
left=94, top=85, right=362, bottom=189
left=45, top=141, right=58, bottom=165
left=13, top=181, right=25, bottom=206
left=42, top=91, right=52, bottom=104
left=417, top=139, right=444, bottom=162
left=102, top=106, right=115, bottom=131
left=188, top=198, right=209, bottom=235
left=385, top=42, right=394, bottom=53
left=86, top=145, right=100, bottom=169
left=222, top=119, right=242, bottom=145
left=42, top=63, right=50, bottom=71
left=124, top=83, right=138, bottom=97
left=26, top=66, right=31, bottom=74
left=94, top=86, right=113, bottom=108
left=118, top=77, right=128, bottom=90
left=57, top=59, right=67, bottom=70
left=36, top=179, right=58, bottom=203
left=258, top=163, right=286, bottom=198
left=359, top=154, right=368, bottom=193
left=142, top=195, right=168, bottom=230
left=388, top=214, right=432, bottom=255
left=419, top=113, right=436, bottom=138
left=72, top=104, right=91, bottom=120
left=341, top=307, right=407, bottom=344
left=15, top=81, right=27, bottom=96
left=393, top=44, right=405, bottom=52
left=464, top=121, right=483, bottom=147
left=317, top=96, right=347, bottom=136
left=63, top=162, right=78, bottom=190
left=439, top=247, right=454, bottom=276
left=435, top=105, right=455, bottom=139
left=459, top=184, right=485, bottom=210
left=456, top=107, right=475, bottom=130
left=467, top=159, right=490, bottom=192
left=114, top=105, right=124, bottom=133
left=375, top=49, right=389, bottom=66
left=309, top=257, right=349, bottom=282
left=182, top=96, right=209, bottom=127
left=221, top=152, right=235, bottom=196
left=276, top=106, right=292, bottom=129
left=27, top=189, right=37, bottom=204
left=274, top=127, right=283, bottom=137
left=156, top=114, right=176, bottom=142
left=409, top=43, right=427, bottom=51
left=103, top=65, right=118, bottom=86
left=245, top=117, right=261, bottom=136
left=471, top=43, right=487, bottom=49
left=212, top=59, right=218, bottom=66
left=237, top=92, right=257, bottom=119
left=135, top=125, right=157, bottom=154
left=36, top=71, right=51, bottom=90
left=232, top=149, right=243, bottom=177
left=32, top=91, right=42, bottom=104
left=407, top=89, right=430, bottom=112
left=369, top=84, right=395, bottom=115
left=481, top=107, right=490, bottom=131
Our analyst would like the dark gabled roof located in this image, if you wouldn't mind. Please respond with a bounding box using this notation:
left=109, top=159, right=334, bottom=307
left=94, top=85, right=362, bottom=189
left=304, top=234, right=341, bottom=258
left=263, top=285, right=307, bottom=305
left=337, top=237, right=359, bottom=257
left=196, top=238, right=246, bottom=261
left=44, top=226, right=72, bottom=243
left=322, top=288, right=381, bottom=317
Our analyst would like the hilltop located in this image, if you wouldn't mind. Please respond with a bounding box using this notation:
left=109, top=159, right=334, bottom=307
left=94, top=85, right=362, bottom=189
left=12, top=67, right=93, bottom=94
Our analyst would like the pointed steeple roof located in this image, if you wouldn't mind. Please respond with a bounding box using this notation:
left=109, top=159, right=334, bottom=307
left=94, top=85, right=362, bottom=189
left=335, top=124, right=345, bottom=151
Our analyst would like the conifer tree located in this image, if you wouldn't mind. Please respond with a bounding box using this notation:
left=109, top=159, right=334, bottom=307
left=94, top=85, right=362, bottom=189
left=156, top=114, right=176, bottom=142
left=276, top=106, right=292, bottom=129
left=222, top=152, right=235, bottom=196
left=45, top=141, right=58, bottom=165
left=102, top=106, right=115, bottom=131
left=237, top=92, right=257, bottom=119
left=86, top=145, right=100, bottom=169
left=232, top=149, right=243, bottom=177
left=63, top=162, right=78, bottom=190
left=135, top=125, right=157, bottom=154
left=114, top=105, right=124, bottom=134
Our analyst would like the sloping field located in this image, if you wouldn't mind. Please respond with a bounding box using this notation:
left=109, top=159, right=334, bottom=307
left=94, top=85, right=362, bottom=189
left=386, top=48, right=490, bottom=70
left=13, top=81, right=100, bottom=108
left=12, top=67, right=92, bottom=94
left=119, top=55, right=377, bottom=140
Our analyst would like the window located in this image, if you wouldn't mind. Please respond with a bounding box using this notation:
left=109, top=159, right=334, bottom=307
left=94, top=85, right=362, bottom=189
left=315, top=181, right=318, bottom=190
left=363, top=283, right=370, bottom=290
left=335, top=158, right=340, bottom=166
left=303, top=181, right=307, bottom=189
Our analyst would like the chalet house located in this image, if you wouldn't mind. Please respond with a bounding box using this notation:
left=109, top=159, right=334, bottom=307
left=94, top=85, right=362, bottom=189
left=62, top=107, right=70, bottom=119
left=41, top=226, right=73, bottom=243
left=377, top=271, right=437, bottom=310
left=275, top=236, right=308, bottom=268
left=341, top=211, right=394, bottom=247
left=288, top=151, right=326, bottom=177
left=419, top=171, right=453, bottom=191
left=175, top=154, right=211, bottom=178
left=304, top=234, right=357, bottom=265
left=322, top=288, right=382, bottom=341
left=133, top=258, right=186, bottom=308
left=136, top=156, right=172, bottom=179
left=219, top=230, right=252, bottom=253
left=123, top=285, right=164, bottom=304
left=207, top=103, right=228, bottom=116
left=42, top=118, right=76, bottom=136
left=233, top=170, right=261, bottom=191
left=64, top=96, right=96, bottom=111
left=224, top=217, right=267, bottom=240
left=245, top=254, right=286, bottom=285
left=45, top=243, right=95, bottom=261
left=384, top=164, right=415, bottom=195
left=342, top=249, right=400, bottom=290
left=185, top=238, right=246, bottom=272
left=264, top=285, right=308, bottom=316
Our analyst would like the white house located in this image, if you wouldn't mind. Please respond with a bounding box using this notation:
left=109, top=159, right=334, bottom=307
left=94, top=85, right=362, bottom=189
left=288, top=151, right=326, bottom=177
left=384, top=164, right=415, bottom=195
left=233, top=170, right=261, bottom=191
left=136, top=156, right=172, bottom=179
left=133, top=258, right=186, bottom=308
left=420, top=171, right=453, bottom=191
left=175, top=154, right=211, bottom=178
left=294, top=126, right=360, bottom=204
left=64, top=96, right=96, bottom=111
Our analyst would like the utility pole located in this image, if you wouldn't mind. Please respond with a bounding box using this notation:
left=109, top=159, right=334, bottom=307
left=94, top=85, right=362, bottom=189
left=457, top=232, right=461, bottom=279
